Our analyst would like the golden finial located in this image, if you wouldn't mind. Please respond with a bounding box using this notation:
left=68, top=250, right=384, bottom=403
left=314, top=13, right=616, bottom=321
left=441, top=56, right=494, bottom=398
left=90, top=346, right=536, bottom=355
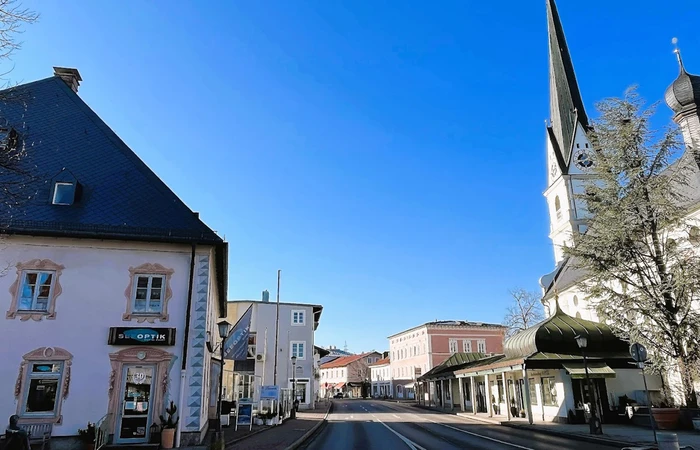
left=672, top=37, right=685, bottom=72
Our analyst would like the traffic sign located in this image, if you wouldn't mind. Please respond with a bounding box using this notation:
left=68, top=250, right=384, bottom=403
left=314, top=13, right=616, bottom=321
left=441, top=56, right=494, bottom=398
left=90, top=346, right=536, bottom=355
left=630, top=343, right=648, bottom=363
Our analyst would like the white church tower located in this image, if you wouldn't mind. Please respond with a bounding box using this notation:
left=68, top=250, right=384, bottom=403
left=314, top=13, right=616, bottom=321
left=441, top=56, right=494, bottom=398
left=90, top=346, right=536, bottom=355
left=543, top=0, right=597, bottom=264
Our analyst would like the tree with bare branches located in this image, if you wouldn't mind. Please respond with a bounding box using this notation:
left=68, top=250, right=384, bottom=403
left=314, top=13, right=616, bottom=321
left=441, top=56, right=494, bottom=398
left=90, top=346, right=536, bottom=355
left=503, top=289, right=545, bottom=337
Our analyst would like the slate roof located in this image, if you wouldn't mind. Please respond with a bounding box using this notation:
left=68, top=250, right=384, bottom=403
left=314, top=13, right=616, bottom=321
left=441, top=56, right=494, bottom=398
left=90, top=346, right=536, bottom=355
left=0, top=73, right=228, bottom=313
left=0, top=75, right=223, bottom=244
left=547, top=0, right=588, bottom=168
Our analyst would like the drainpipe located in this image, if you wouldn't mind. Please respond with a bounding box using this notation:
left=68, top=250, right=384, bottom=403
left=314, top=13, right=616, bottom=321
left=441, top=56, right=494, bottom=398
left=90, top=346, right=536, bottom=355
left=176, top=244, right=197, bottom=448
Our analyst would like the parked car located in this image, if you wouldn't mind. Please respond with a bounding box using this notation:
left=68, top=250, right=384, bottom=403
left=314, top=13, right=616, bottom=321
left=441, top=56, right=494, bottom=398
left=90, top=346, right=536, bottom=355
left=334, top=392, right=344, bottom=399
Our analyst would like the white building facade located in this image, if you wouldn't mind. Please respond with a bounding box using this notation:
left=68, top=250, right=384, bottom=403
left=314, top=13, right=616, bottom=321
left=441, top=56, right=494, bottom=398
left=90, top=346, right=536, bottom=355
left=370, top=358, right=391, bottom=398
left=223, top=300, right=323, bottom=410
left=0, top=68, right=228, bottom=447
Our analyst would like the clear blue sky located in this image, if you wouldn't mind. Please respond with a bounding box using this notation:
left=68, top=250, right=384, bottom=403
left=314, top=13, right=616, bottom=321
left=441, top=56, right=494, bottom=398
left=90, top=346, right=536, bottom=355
left=10, top=0, right=700, bottom=353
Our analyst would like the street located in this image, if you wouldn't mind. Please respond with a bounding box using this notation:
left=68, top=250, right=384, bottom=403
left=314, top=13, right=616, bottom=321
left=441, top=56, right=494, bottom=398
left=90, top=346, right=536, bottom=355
left=301, top=399, right=619, bottom=450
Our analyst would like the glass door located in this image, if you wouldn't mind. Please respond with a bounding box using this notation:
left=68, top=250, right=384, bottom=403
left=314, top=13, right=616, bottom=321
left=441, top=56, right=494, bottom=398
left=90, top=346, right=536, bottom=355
left=117, top=365, right=155, bottom=443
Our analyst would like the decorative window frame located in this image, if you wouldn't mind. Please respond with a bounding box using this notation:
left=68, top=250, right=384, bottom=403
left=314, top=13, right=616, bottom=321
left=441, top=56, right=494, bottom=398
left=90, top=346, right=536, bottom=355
left=14, top=347, right=73, bottom=424
left=123, top=263, right=174, bottom=323
left=107, top=347, right=174, bottom=434
left=477, top=339, right=487, bottom=353
left=7, top=259, right=65, bottom=321
left=291, top=309, right=305, bottom=326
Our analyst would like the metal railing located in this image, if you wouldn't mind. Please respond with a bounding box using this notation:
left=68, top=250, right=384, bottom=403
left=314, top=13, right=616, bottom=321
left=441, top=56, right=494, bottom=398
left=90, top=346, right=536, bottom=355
left=94, top=413, right=112, bottom=450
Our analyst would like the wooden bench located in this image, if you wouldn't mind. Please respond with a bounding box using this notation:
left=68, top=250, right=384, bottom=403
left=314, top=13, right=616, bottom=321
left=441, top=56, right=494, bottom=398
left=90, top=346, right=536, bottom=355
left=18, top=423, right=53, bottom=450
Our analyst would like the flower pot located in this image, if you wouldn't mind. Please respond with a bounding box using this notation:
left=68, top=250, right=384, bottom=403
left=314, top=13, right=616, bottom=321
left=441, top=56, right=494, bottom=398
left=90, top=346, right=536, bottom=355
left=161, top=428, right=175, bottom=449
left=651, top=408, right=681, bottom=430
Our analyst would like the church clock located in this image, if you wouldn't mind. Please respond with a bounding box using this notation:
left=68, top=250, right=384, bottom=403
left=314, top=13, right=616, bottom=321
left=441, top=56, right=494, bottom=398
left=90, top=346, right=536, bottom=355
left=574, top=149, right=594, bottom=170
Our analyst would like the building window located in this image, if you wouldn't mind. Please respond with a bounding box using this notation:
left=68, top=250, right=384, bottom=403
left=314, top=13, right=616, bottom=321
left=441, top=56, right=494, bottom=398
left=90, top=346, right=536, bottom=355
left=449, top=339, right=458, bottom=354
left=247, top=333, right=257, bottom=359
left=123, top=263, right=174, bottom=323
left=15, top=347, right=73, bottom=423
left=555, top=196, right=562, bottom=220
left=52, top=182, right=76, bottom=205
left=7, top=259, right=64, bottom=321
left=573, top=295, right=579, bottom=306
left=291, top=341, right=306, bottom=360
left=528, top=378, right=538, bottom=406
left=541, top=377, right=557, bottom=406
left=292, top=310, right=305, bottom=326
left=463, top=340, right=472, bottom=352
left=415, top=367, right=422, bottom=377
left=477, top=340, right=486, bottom=353
left=575, top=312, right=582, bottom=319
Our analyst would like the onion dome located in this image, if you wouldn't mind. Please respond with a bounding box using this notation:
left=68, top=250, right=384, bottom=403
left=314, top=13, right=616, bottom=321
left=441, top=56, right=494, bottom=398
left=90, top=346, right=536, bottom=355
left=665, top=48, right=700, bottom=114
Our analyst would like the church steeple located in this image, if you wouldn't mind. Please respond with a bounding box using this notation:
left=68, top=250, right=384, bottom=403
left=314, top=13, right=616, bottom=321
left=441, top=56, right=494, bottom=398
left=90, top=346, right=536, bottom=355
left=547, top=0, right=588, bottom=165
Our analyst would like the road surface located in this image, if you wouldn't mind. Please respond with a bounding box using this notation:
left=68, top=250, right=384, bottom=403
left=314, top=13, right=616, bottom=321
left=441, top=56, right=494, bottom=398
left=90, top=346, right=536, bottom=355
left=301, top=399, right=619, bottom=450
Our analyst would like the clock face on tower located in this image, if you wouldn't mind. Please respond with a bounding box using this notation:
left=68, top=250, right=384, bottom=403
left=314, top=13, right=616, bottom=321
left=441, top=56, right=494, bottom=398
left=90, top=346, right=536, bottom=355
left=574, top=149, right=594, bottom=170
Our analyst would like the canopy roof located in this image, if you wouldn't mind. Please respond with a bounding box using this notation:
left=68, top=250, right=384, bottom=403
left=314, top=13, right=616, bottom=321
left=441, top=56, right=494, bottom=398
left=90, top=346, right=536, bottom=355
left=503, top=300, right=630, bottom=360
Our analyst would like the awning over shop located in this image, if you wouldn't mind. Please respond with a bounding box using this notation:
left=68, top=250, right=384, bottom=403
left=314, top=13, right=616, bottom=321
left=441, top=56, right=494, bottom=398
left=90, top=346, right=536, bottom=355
left=562, top=362, right=616, bottom=379
left=335, top=382, right=345, bottom=389
left=403, top=382, right=415, bottom=389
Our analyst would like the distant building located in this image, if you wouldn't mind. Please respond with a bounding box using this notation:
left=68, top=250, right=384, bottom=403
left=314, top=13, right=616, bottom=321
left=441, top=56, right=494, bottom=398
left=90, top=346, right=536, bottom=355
left=223, top=299, right=323, bottom=410
left=370, top=358, right=391, bottom=397
left=388, top=320, right=507, bottom=399
left=319, top=352, right=382, bottom=398
left=318, top=345, right=354, bottom=366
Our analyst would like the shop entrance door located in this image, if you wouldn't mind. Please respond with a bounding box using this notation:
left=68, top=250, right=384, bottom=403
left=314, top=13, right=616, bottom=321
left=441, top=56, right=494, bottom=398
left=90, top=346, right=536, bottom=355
left=116, top=365, right=155, bottom=443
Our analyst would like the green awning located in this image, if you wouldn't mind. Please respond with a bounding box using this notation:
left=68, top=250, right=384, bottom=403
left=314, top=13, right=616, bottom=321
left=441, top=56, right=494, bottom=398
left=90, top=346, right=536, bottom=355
left=562, top=362, right=616, bottom=379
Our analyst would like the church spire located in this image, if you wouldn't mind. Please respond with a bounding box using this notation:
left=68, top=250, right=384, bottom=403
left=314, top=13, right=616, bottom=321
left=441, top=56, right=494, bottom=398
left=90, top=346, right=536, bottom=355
left=547, top=0, right=588, bottom=163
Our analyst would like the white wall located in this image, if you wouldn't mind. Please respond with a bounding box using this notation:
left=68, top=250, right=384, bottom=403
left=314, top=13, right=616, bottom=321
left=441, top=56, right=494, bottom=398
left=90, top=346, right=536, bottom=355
left=0, top=236, right=216, bottom=437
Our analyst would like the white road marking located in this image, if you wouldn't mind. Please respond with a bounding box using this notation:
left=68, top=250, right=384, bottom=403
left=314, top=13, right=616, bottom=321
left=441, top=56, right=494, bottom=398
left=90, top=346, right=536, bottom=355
left=370, top=413, right=427, bottom=450
left=393, top=414, right=401, bottom=419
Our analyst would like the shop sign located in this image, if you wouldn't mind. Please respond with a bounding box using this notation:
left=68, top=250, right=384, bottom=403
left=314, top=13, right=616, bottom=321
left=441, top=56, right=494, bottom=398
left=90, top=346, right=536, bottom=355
left=260, top=385, right=279, bottom=400
left=108, top=327, right=176, bottom=346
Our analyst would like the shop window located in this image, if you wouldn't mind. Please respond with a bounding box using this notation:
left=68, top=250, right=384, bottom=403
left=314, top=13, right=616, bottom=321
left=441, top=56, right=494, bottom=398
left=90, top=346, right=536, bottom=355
left=528, top=378, right=538, bottom=406
left=15, top=347, right=73, bottom=424
left=541, top=377, right=557, bottom=406
left=7, top=259, right=64, bottom=321
left=123, top=263, right=174, bottom=323
left=292, top=310, right=305, bottom=326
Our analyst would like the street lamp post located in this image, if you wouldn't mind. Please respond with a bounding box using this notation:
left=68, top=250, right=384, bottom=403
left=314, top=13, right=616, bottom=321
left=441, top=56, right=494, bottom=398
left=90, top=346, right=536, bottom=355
left=574, top=334, right=603, bottom=435
left=291, top=356, right=297, bottom=419
left=217, top=320, right=232, bottom=436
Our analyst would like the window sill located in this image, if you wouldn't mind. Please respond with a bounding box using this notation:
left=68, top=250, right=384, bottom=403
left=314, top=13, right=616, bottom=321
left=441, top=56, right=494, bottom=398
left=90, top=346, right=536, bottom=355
left=122, top=312, right=168, bottom=323
left=6, top=310, right=55, bottom=321
left=18, top=415, right=62, bottom=425
left=291, top=323, right=306, bottom=327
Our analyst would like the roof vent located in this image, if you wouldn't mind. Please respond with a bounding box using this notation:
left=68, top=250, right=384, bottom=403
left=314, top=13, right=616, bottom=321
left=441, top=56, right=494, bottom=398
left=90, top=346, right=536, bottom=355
left=53, top=67, right=82, bottom=93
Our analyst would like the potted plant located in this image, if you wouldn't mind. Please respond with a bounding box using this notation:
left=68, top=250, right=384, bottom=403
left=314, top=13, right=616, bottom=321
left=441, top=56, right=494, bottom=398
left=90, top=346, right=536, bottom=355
left=159, top=401, right=179, bottom=449
left=651, top=395, right=680, bottom=430
left=254, top=413, right=264, bottom=426
left=77, top=422, right=96, bottom=450
left=519, top=409, right=526, bottom=419
left=264, top=410, right=276, bottom=426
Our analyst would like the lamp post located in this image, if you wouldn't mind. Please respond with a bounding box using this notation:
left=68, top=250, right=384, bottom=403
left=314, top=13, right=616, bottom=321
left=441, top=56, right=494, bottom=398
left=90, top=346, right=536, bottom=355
left=574, top=334, right=602, bottom=435
left=217, top=320, right=232, bottom=436
left=291, top=356, right=297, bottom=419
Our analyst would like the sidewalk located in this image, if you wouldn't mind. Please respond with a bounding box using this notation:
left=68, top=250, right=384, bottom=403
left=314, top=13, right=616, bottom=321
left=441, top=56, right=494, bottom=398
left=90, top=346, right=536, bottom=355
left=419, top=404, right=700, bottom=448
left=226, top=401, right=332, bottom=450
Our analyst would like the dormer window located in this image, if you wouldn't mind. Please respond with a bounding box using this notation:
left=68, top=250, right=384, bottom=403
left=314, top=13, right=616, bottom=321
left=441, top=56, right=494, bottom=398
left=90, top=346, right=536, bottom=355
left=52, top=182, right=75, bottom=205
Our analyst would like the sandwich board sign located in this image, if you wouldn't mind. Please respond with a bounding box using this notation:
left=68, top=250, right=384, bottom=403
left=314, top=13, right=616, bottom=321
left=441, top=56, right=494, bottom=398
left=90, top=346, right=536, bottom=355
left=235, top=402, right=253, bottom=431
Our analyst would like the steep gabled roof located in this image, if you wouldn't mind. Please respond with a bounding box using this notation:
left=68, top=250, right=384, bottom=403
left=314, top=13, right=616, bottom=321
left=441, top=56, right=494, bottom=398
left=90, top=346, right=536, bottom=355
left=0, top=74, right=228, bottom=314
left=0, top=75, right=223, bottom=244
left=547, top=0, right=588, bottom=166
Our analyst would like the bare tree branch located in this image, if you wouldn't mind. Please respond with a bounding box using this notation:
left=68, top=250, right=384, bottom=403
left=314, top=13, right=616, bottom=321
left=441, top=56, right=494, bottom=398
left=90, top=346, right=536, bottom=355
left=503, top=289, right=545, bottom=337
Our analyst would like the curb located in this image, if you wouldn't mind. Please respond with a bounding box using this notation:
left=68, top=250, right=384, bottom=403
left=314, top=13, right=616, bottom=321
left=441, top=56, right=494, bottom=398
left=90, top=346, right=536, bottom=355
left=499, top=422, right=640, bottom=448
left=225, top=425, right=270, bottom=446
left=284, top=401, right=334, bottom=450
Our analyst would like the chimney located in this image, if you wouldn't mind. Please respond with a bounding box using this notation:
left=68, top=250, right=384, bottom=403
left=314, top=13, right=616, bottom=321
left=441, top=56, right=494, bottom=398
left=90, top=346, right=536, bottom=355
left=53, top=67, right=82, bottom=93
left=262, top=290, right=270, bottom=303
left=383, top=351, right=389, bottom=359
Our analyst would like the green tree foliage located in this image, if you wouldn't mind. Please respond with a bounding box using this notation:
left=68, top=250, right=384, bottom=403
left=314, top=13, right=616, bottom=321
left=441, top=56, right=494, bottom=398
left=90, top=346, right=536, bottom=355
left=565, top=87, right=700, bottom=407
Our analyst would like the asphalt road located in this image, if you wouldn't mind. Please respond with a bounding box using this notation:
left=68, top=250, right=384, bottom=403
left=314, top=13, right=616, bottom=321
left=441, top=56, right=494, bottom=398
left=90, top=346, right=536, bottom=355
left=301, top=399, right=620, bottom=450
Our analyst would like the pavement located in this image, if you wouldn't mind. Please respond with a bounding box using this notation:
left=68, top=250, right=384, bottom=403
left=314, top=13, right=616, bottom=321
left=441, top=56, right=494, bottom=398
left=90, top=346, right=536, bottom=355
left=298, top=399, right=621, bottom=449
left=226, top=401, right=331, bottom=450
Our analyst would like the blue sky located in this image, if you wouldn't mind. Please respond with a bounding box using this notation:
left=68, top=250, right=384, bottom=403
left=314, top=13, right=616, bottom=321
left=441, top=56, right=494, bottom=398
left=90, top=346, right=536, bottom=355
left=10, top=0, right=700, bottom=353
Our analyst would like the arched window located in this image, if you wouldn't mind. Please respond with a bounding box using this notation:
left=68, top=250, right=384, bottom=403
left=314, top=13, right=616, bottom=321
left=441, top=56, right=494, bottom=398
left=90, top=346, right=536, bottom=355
left=575, top=312, right=582, bottom=319
left=573, top=295, right=579, bottom=307
left=690, top=226, right=700, bottom=245
left=555, top=196, right=562, bottom=220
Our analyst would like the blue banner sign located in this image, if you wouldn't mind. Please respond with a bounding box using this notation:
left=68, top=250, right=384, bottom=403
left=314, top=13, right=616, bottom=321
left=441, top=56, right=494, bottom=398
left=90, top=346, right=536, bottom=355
left=223, top=306, right=253, bottom=360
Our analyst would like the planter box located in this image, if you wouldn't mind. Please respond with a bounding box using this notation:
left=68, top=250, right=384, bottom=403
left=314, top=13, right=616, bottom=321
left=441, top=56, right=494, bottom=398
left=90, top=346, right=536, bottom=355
left=651, top=408, right=681, bottom=430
